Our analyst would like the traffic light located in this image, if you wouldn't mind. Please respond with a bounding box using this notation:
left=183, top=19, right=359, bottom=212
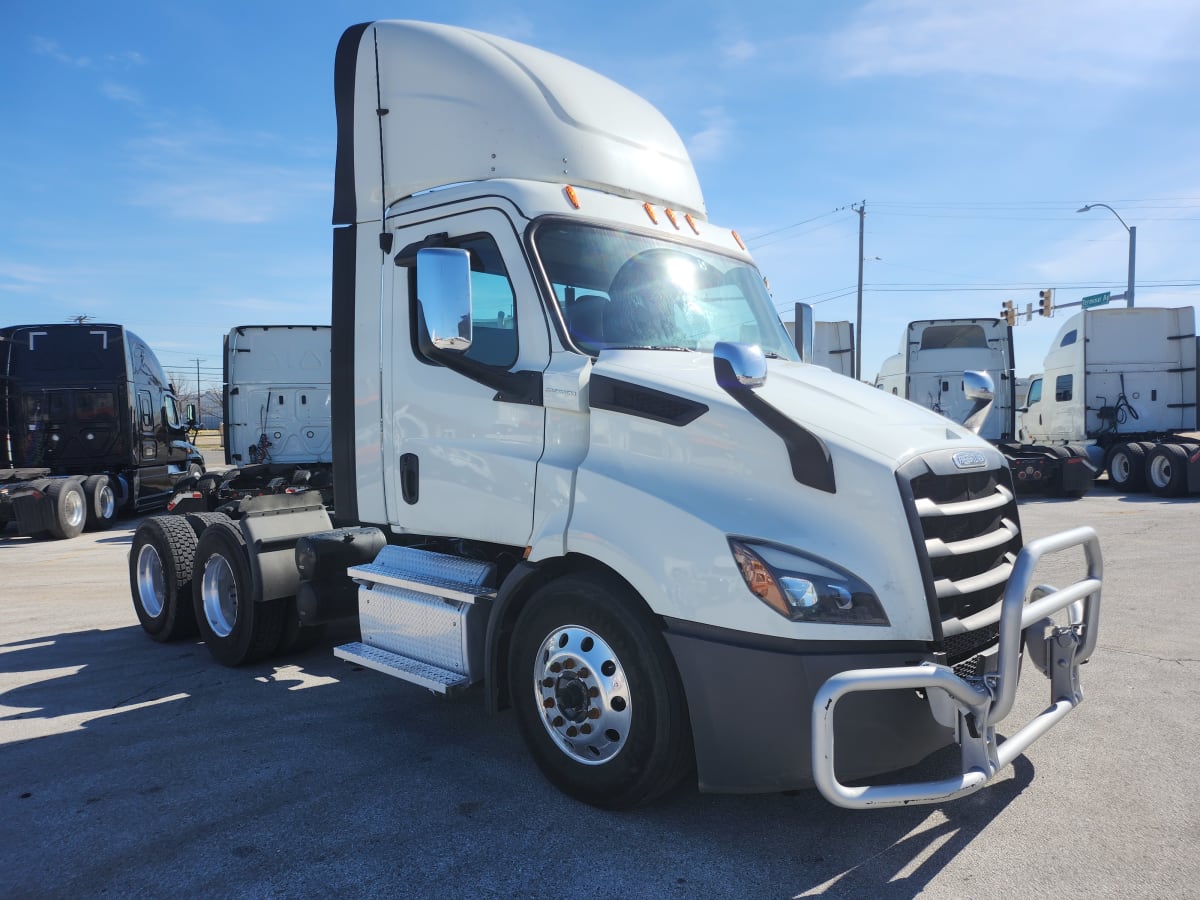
left=1001, top=299, right=1016, bottom=326
left=1038, top=288, right=1054, bottom=317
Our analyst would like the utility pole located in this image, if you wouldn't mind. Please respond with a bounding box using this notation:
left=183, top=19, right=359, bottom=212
left=852, top=201, right=866, bottom=380
left=192, top=358, right=205, bottom=423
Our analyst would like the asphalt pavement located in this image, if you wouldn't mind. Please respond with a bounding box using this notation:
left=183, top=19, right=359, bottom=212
left=1, top=489, right=1197, bottom=898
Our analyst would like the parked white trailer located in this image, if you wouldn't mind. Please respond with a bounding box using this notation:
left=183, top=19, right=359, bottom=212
left=224, top=325, right=332, bottom=467
left=875, top=318, right=1095, bottom=496
left=128, top=20, right=1103, bottom=811
left=783, top=316, right=855, bottom=377
left=1021, top=306, right=1200, bottom=495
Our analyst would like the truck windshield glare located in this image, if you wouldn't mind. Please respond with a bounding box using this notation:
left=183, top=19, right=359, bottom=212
left=534, top=221, right=797, bottom=359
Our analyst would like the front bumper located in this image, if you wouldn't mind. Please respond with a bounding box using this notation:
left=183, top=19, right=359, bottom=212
left=812, top=525, right=1102, bottom=808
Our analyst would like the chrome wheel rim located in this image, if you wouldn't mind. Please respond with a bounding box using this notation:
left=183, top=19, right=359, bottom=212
left=135, top=544, right=166, bottom=618
left=533, top=624, right=631, bottom=765
left=201, top=554, right=238, bottom=638
left=63, top=487, right=86, bottom=529
left=1149, top=454, right=1172, bottom=488
left=97, top=484, right=116, bottom=520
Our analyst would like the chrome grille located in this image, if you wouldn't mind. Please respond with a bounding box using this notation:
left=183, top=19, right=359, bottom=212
left=898, top=450, right=1023, bottom=655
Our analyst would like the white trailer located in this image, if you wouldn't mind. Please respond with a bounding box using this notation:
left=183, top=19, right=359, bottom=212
left=223, top=325, right=332, bottom=467
left=1022, top=306, right=1200, bottom=495
left=128, top=20, right=1103, bottom=810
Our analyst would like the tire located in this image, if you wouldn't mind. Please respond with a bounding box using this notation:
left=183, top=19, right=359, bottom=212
left=130, top=515, right=199, bottom=641
left=507, top=573, right=692, bottom=809
left=45, top=479, right=87, bottom=540
left=83, top=474, right=117, bottom=531
left=184, top=510, right=232, bottom=540
left=1147, top=443, right=1189, bottom=497
left=1107, top=442, right=1148, bottom=492
left=192, top=520, right=286, bottom=666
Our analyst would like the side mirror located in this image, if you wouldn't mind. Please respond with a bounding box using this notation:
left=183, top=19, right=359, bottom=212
left=186, top=403, right=198, bottom=428
left=416, top=247, right=473, bottom=353
left=961, top=370, right=995, bottom=435
left=792, top=302, right=814, bottom=363
left=713, top=341, right=767, bottom=391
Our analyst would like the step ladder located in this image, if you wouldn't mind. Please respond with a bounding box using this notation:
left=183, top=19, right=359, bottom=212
left=333, top=545, right=497, bottom=695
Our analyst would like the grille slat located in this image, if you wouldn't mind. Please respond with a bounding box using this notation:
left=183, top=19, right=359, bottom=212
left=925, top=517, right=1019, bottom=558
left=902, top=457, right=1023, bottom=649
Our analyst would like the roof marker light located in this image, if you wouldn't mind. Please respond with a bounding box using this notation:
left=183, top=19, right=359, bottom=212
left=684, top=213, right=700, bottom=235
left=664, top=208, right=680, bottom=229
left=643, top=202, right=659, bottom=224
left=731, top=229, right=746, bottom=250
left=564, top=185, right=581, bottom=209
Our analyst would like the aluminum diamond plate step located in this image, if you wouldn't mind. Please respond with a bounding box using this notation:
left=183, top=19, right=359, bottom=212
left=334, top=641, right=469, bottom=695
left=348, top=545, right=497, bottom=604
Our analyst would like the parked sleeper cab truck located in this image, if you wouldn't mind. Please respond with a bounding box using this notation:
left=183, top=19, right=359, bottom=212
left=128, top=20, right=1103, bottom=810
left=1, top=323, right=203, bottom=539
left=166, top=325, right=335, bottom=515
left=1021, top=306, right=1200, bottom=496
left=875, top=318, right=1095, bottom=497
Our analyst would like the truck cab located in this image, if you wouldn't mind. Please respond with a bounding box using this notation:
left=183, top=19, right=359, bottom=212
left=1, top=324, right=203, bottom=537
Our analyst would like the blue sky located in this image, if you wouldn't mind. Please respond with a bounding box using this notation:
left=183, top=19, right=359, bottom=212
left=4, top=1, right=1199, bottom=397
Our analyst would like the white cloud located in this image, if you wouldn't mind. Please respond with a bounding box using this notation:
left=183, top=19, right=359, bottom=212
left=31, top=36, right=91, bottom=68
left=101, top=81, right=142, bottom=105
left=826, top=0, right=1200, bottom=83
left=688, top=107, right=734, bottom=162
left=722, top=39, right=757, bottom=65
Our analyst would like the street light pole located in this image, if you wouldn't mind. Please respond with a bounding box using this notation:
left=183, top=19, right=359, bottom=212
left=852, top=200, right=865, bottom=379
left=1077, top=203, right=1135, bottom=308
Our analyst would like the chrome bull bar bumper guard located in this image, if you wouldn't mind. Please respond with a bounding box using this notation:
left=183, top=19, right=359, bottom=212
left=812, top=526, right=1102, bottom=809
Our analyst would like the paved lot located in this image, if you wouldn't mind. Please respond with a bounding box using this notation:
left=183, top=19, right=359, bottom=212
left=1, top=490, right=1197, bottom=898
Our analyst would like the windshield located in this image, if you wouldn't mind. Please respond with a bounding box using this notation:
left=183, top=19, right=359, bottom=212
left=533, top=220, right=798, bottom=359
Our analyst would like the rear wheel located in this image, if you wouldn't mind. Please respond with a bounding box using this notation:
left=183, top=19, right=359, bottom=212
left=1107, top=442, right=1148, bottom=492
left=46, top=479, right=87, bottom=540
left=508, top=573, right=692, bottom=809
left=83, top=474, right=117, bottom=531
left=130, top=515, right=199, bottom=641
left=1147, top=443, right=1189, bottom=497
left=192, top=521, right=286, bottom=666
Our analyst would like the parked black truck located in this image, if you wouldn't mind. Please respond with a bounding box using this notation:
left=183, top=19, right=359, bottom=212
left=0, top=323, right=205, bottom=539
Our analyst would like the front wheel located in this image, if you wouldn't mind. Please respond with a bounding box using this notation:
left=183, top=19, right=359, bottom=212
left=508, top=574, right=692, bottom=809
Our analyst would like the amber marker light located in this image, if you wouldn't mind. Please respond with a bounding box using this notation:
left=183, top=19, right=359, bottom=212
left=731, top=229, right=746, bottom=250
left=564, top=185, right=581, bottom=209
left=684, top=213, right=700, bottom=235
left=643, top=202, right=659, bottom=224
left=664, top=208, right=679, bottom=229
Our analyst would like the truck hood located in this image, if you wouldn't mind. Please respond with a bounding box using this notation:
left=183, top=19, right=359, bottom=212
left=591, top=350, right=982, bottom=467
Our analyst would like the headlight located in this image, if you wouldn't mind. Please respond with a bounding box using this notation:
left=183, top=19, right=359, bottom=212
left=729, top=538, right=890, bottom=626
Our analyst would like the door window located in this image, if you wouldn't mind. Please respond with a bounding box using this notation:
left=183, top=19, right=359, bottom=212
left=1027, top=380, right=1042, bottom=404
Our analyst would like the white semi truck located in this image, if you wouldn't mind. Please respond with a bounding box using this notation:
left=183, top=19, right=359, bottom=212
left=129, top=20, right=1103, bottom=810
left=875, top=318, right=1096, bottom=496
left=1021, top=305, right=1200, bottom=495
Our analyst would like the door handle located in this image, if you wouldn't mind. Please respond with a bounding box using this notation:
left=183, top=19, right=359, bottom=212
left=400, top=452, right=419, bottom=505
